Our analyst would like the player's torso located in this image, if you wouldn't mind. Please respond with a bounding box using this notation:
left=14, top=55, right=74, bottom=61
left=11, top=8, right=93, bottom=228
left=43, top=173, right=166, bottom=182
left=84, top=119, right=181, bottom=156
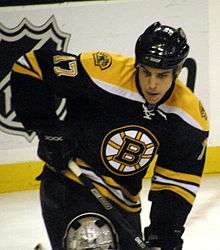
left=64, top=51, right=170, bottom=192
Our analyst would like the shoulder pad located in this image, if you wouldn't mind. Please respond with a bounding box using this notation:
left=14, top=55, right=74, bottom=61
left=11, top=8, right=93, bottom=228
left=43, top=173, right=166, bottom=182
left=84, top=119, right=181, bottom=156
left=160, top=79, right=209, bottom=131
left=80, top=51, right=137, bottom=93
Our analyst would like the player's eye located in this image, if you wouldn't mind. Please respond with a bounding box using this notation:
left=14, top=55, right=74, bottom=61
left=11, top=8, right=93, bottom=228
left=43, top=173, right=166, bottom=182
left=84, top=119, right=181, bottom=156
left=144, top=71, right=151, bottom=77
left=158, top=73, right=168, bottom=79
left=141, top=68, right=151, bottom=77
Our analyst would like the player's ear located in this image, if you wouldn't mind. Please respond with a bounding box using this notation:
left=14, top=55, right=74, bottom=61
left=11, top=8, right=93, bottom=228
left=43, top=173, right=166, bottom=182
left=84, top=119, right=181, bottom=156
left=175, top=67, right=182, bottom=76
left=174, top=63, right=184, bottom=77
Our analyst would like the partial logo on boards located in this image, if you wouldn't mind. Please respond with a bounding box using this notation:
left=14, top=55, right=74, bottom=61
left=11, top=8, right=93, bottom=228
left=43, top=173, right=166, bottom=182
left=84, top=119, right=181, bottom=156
left=0, top=15, right=70, bottom=142
left=101, top=125, right=159, bottom=176
left=93, top=51, right=112, bottom=70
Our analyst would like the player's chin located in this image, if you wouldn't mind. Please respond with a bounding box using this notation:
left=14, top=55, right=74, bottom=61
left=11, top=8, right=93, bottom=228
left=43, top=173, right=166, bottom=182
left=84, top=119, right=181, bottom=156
left=145, top=95, right=161, bottom=104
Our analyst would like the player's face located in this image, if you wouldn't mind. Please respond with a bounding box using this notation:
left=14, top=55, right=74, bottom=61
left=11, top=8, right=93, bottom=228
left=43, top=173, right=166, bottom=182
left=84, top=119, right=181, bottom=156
left=138, top=65, right=174, bottom=104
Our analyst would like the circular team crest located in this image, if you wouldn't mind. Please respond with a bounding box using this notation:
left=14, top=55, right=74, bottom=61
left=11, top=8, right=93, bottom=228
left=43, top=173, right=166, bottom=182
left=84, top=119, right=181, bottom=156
left=101, top=125, right=159, bottom=176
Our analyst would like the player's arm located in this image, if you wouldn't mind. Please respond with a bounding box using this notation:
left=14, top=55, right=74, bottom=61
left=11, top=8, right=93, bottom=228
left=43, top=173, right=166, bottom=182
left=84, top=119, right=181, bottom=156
left=10, top=49, right=81, bottom=170
left=145, top=125, right=209, bottom=249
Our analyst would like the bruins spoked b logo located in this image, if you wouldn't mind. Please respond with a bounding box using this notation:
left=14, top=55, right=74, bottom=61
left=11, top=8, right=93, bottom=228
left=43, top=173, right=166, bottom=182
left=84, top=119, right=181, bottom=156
left=101, top=125, right=159, bottom=176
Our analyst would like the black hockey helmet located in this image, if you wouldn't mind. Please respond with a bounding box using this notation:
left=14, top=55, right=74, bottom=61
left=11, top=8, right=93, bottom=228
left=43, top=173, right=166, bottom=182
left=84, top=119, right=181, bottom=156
left=135, top=22, right=189, bottom=69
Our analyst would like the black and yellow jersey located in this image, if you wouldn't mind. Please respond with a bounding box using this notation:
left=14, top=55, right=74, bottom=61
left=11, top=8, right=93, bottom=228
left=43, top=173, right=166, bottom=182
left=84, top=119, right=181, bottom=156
left=11, top=49, right=209, bottom=213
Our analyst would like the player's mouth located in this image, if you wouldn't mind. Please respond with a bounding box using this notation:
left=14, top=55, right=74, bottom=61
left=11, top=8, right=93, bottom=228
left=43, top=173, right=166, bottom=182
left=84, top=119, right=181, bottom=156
left=147, top=91, right=158, bottom=95
left=145, top=92, right=161, bottom=103
left=146, top=92, right=160, bottom=98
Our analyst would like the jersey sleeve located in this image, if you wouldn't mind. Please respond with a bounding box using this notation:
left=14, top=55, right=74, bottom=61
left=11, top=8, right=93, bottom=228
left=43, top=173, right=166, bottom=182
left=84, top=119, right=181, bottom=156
left=10, top=49, right=86, bottom=131
left=148, top=129, right=208, bottom=229
left=150, top=81, right=209, bottom=206
left=150, top=132, right=208, bottom=206
left=148, top=82, right=209, bottom=227
left=11, top=50, right=57, bottom=130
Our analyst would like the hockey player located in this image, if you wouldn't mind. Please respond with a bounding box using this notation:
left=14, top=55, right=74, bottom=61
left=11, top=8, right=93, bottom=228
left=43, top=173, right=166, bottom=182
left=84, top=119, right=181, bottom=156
left=10, top=22, right=208, bottom=250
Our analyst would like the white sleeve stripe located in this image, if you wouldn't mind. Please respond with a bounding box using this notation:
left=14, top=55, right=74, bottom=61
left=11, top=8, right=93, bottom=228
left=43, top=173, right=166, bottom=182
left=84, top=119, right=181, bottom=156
left=159, top=104, right=202, bottom=130
left=17, top=56, right=30, bottom=69
left=153, top=175, right=199, bottom=195
left=92, top=77, right=145, bottom=103
left=81, top=167, right=141, bottom=206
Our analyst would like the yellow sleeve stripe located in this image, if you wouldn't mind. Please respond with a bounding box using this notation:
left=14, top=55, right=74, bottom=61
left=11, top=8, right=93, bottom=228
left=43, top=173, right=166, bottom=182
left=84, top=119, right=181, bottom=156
left=151, top=183, right=195, bottom=204
left=75, top=158, right=92, bottom=169
left=65, top=160, right=141, bottom=206
left=75, top=157, right=140, bottom=202
left=12, top=63, right=42, bottom=80
left=155, top=166, right=201, bottom=185
left=102, top=176, right=140, bottom=203
left=93, top=182, right=141, bottom=213
left=64, top=169, right=82, bottom=185
left=26, top=51, right=43, bottom=80
left=12, top=51, right=42, bottom=80
left=64, top=169, right=141, bottom=213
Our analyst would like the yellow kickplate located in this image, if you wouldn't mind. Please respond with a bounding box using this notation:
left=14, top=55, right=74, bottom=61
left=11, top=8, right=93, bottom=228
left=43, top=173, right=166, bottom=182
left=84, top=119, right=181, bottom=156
left=0, top=147, right=219, bottom=193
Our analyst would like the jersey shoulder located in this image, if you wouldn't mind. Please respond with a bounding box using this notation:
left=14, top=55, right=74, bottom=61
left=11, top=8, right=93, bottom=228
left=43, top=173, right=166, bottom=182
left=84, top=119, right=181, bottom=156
left=160, top=79, right=209, bottom=131
left=80, top=51, right=138, bottom=94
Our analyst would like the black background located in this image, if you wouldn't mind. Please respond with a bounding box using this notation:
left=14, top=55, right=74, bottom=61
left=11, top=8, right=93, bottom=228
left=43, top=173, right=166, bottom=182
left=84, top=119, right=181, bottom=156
left=0, top=0, right=99, bottom=7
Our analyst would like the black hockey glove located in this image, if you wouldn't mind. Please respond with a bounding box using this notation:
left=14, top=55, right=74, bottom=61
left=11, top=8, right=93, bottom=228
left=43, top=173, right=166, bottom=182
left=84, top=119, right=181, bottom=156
left=37, top=124, right=75, bottom=171
left=144, top=226, right=184, bottom=250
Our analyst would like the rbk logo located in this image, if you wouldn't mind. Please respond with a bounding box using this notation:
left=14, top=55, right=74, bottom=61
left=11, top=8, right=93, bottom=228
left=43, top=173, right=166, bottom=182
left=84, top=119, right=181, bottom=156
left=0, top=15, right=70, bottom=142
